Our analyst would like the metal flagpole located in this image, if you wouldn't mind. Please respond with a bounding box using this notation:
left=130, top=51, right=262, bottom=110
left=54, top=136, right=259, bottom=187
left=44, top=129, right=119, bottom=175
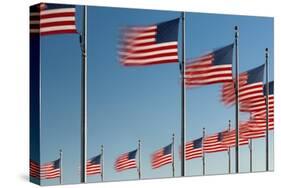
left=138, top=140, right=141, bottom=180
left=202, top=128, right=206, bottom=176
left=265, top=48, right=269, bottom=171
left=228, top=120, right=231, bottom=174
left=180, top=11, right=186, bottom=178
left=249, top=139, right=253, bottom=173
left=172, top=134, right=175, bottom=177
left=234, top=26, right=240, bottom=174
left=80, top=5, right=88, bottom=183
left=101, top=145, right=104, bottom=182
left=59, top=149, right=63, bottom=184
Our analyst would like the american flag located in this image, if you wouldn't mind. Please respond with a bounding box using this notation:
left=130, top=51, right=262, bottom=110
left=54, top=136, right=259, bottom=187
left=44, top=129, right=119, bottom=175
left=115, top=150, right=138, bottom=172
left=30, top=3, right=77, bottom=36
left=244, top=118, right=274, bottom=131
left=151, top=144, right=172, bottom=169
left=240, top=123, right=265, bottom=139
left=240, top=81, right=274, bottom=113
left=185, top=44, right=233, bottom=86
left=221, top=64, right=265, bottom=106
left=185, top=138, right=203, bottom=160
left=241, top=81, right=274, bottom=131
left=30, top=160, right=40, bottom=179
left=41, top=159, right=61, bottom=179
left=203, top=131, right=228, bottom=153
left=221, top=129, right=249, bottom=147
left=87, top=154, right=102, bottom=175
left=118, top=18, right=179, bottom=66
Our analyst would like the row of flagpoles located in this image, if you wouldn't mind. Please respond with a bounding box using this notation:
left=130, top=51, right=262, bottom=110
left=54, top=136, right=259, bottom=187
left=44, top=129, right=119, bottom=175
left=30, top=3, right=274, bottom=184
left=30, top=121, right=273, bottom=183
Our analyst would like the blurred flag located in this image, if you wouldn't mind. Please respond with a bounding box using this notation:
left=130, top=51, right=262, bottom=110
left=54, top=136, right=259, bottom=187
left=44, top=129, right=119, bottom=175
left=30, top=3, right=77, bottom=36
left=41, top=159, right=61, bottom=179
left=221, top=64, right=265, bottom=105
left=185, top=138, right=203, bottom=160
left=115, top=150, right=137, bottom=172
left=151, top=144, right=172, bottom=169
left=240, top=123, right=265, bottom=140
left=203, top=131, right=228, bottom=153
left=241, top=81, right=274, bottom=131
left=185, top=44, right=233, bottom=86
left=243, top=118, right=274, bottom=132
left=118, top=18, right=179, bottom=66
left=87, top=154, right=102, bottom=175
left=221, top=129, right=249, bottom=147
left=30, top=160, right=40, bottom=179
left=249, top=81, right=274, bottom=119
left=240, top=81, right=274, bottom=113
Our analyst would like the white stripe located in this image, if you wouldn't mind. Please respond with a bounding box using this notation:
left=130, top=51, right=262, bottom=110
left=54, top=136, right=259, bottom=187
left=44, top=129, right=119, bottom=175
left=41, top=16, right=75, bottom=24
left=40, top=25, right=76, bottom=32
left=185, top=70, right=232, bottom=79
left=30, top=29, right=40, bottom=33
left=30, top=12, right=40, bottom=16
left=123, top=31, right=156, bottom=39
left=125, top=38, right=155, bottom=45
left=186, top=64, right=232, bottom=72
left=123, top=41, right=178, bottom=51
left=186, top=76, right=233, bottom=84
left=120, top=49, right=177, bottom=58
left=123, top=55, right=178, bottom=64
left=127, top=26, right=157, bottom=32
left=41, top=8, right=75, bottom=15
left=30, top=20, right=40, bottom=24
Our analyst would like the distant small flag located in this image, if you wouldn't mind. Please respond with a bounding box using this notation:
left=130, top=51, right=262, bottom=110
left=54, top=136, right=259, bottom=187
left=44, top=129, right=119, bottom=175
left=151, top=144, right=172, bottom=169
left=41, top=159, right=61, bottom=179
left=221, top=129, right=249, bottom=147
left=30, top=3, right=77, bottom=36
left=221, top=64, right=265, bottom=106
left=203, top=132, right=228, bottom=153
left=87, top=154, right=102, bottom=175
left=185, top=138, right=203, bottom=160
left=185, top=44, right=234, bottom=86
left=30, top=160, right=40, bottom=179
left=115, top=150, right=137, bottom=172
left=119, top=18, right=179, bottom=66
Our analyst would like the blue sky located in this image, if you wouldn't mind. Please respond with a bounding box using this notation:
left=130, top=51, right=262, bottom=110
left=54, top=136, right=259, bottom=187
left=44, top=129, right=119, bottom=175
left=34, top=5, right=274, bottom=186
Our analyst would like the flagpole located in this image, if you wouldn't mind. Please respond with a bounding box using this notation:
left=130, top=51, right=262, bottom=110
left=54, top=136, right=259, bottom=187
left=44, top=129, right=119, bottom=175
left=101, top=145, right=104, bottom=182
left=202, top=128, right=206, bottom=176
left=59, top=149, right=63, bottom=185
left=228, top=120, right=231, bottom=174
left=265, top=48, right=269, bottom=171
left=80, top=5, right=88, bottom=183
left=249, top=139, right=253, bottom=173
left=180, top=11, right=186, bottom=178
left=138, top=140, right=141, bottom=180
left=234, top=26, right=240, bottom=174
left=172, top=133, right=175, bottom=177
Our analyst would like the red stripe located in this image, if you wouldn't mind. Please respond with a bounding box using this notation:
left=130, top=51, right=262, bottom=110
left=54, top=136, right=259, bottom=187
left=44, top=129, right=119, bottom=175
left=123, top=44, right=178, bottom=54
left=41, top=12, right=75, bottom=19
left=40, top=21, right=76, bottom=28
left=40, top=29, right=77, bottom=36
left=123, top=52, right=178, bottom=61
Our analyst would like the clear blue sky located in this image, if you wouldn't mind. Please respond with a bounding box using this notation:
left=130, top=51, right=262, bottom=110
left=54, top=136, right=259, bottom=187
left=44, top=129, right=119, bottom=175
left=35, top=5, right=274, bottom=186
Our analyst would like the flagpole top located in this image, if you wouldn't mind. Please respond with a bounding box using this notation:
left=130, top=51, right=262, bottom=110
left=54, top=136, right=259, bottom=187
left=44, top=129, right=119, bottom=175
left=234, top=26, right=239, bottom=38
